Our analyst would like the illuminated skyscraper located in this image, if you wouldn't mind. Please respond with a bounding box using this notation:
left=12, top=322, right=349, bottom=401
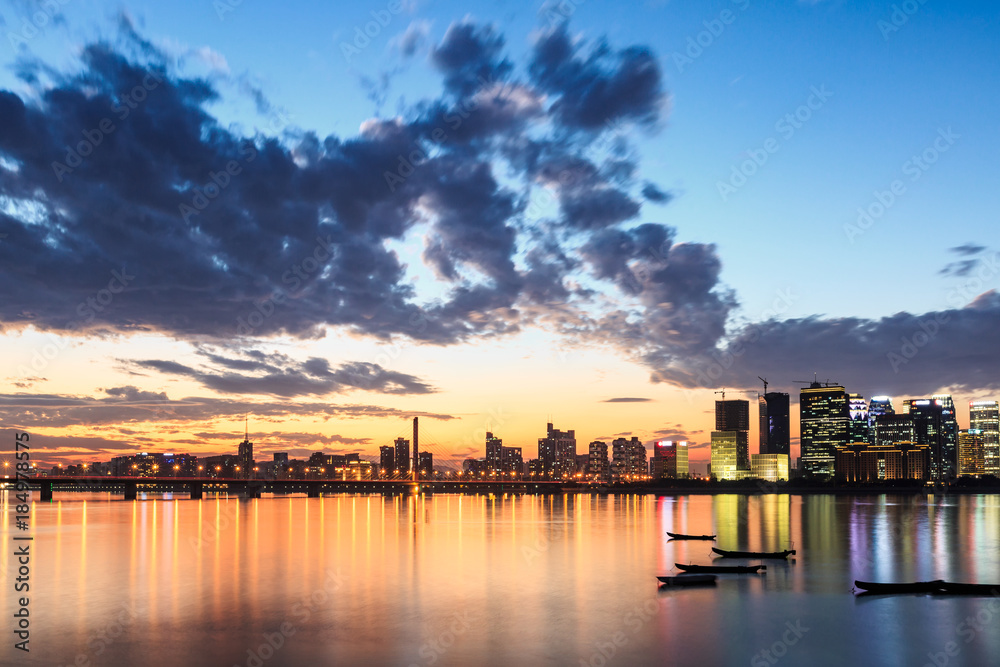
left=904, top=399, right=948, bottom=480
left=958, top=429, right=986, bottom=476
left=848, top=394, right=869, bottom=444
left=867, top=396, right=895, bottom=445
left=588, top=441, right=609, bottom=481
left=611, top=437, right=646, bottom=481
left=486, top=432, right=503, bottom=473
left=379, top=445, right=395, bottom=478
left=970, top=401, right=999, bottom=475
left=653, top=440, right=689, bottom=479
left=932, top=394, right=959, bottom=478
left=710, top=431, right=740, bottom=481
left=799, top=381, right=848, bottom=476
left=394, top=437, right=410, bottom=476
left=759, top=392, right=790, bottom=456
left=538, top=423, right=576, bottom=479
left=237, top=418, right=253, bottom=480
left=716, top=399, right=750, bottom=471
left=874, top=414, right=915, bottom=447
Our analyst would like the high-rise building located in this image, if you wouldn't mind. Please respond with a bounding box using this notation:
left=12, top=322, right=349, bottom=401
left=486, top=432, right=503, bottom=473
left=970, top=401, right=1000, bottom=475
left=538, top=423, right=576, bottom=479
left=867, top=396, right=895, bottom=445
left=394, top=437, right=410, bottom=476
left=958, top=429, right=986, bottom=477
left=588, top=441, right=609, bottom=482
left=710, top=431, right=740, bottom=481
left=874, top=414, right=915, bottom=447
left=716, top=399, right=750, bottom=471
left=417, top=452, right=433, bottom=477
left=501, top=446, right=523, bottom=476
left=933, top=394, right=959, bottom=478
left=611, top=437, right=646, bottom=482
left=904, top=399, right=947, bottom=480
left=379, top=446, right=395, bottom=478
left=759, top=392, right=790, bottom=456
left=799, top=382, right=848, bottom=476
left=652, top=440, right=689, bottom=479
left=238, top=420, right=253, bottom=480
left=848, top=394, right=870, bottom=445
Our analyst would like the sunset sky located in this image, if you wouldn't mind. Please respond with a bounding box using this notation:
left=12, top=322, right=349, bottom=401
left=1, top=0, right=998, bottom=470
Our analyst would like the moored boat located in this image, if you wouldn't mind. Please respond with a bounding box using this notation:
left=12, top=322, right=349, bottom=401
left=854, top=580, right=944, bottom=594
left=676, top=563, right=765, bottom=574
left=666, top=532, right=716, bottom=540
left=936, top=582, right=1000, bottom=595
left=656, top=574, right=717, bottom=586
left=711, top=547, right=795, bottom=559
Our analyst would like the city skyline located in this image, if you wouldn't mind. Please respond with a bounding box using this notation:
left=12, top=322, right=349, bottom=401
left=2, top=1, right=999, bottom=474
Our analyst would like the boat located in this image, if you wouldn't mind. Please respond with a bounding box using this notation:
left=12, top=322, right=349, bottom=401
left=936, top=582, right=1000, bottom=596
left=656, top=574, right=717, bottom=586
left=676, top=563, right=765, bottom=574
left=711, top=547, right=796, bottom=559
left=666, top=532, right=716, bottom=540
left=854, top=580, right=944, bottom=594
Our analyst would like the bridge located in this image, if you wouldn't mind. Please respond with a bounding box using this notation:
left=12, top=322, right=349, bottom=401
left=23, top=476, right=580, bottom=500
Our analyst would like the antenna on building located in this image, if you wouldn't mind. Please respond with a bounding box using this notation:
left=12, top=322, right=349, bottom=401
left=245, top=414, right=249, bottom=442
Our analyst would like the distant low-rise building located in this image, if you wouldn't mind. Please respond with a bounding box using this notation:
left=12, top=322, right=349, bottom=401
left=751, top=453, right=789, bottom=482
left=834, top=442, right=930, bottom=482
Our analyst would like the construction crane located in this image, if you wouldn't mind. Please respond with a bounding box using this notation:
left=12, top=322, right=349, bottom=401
left=793, top=373, right=839, bottom=388
left=714, top=389, right=728, bottom=401
left=757, top=376, right=768, bottom=394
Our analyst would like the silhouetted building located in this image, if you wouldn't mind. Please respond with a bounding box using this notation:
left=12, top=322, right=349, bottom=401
left=203, top=454, right=239, bottom=478
left=800, top=382, right=848, bottom=476
left=486, top=432, right=504, bottom=473
left=417, top=452, right=433, bottom=478
left=464, top=458, right=487, bottom=476
left=970, top=400, right=999, bottom=475
left=538, top=423, right=576, bottom=479
left=904, top=399, right=948, bottom=480
left=958, top=429, right=986, bottom=477
left=716, top=399, right=750, bottom=471
left=238, top=420, right=253, bottom=480
left=933, top=394, right=959, bottom=478
left=588, top=441, right=609, bottom=482
left=611, top=437, right=646, bottom=482
left=759, top=392, right=790, bottom=456
left=379, top=446, right=395, bottom=478
left=835, top=443, right=930, bottom=482
left=652, top=440, right=688, bottom=479
left=394, top=437, right=410, bottom=477
left=502, top=446, right=523, bottom=476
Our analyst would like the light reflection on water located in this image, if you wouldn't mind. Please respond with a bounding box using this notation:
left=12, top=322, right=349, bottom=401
left=4, top=491, right=1000, bottom=666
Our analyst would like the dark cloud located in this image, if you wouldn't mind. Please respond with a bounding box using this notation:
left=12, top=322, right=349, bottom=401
left=528, top=23, right=665, bottom=131
left=950, top=244, right=986, bottom=256
left=131, top=348, right=435, bottom=397
left=431, top=20, right=512, bottom=97
left=0, top=388, right=456, bottom=430
left=602, top=397, right=651, bottom=402
left=641, top=182, right=672, bottom=203
left=394, top=20, right=431, bottom=58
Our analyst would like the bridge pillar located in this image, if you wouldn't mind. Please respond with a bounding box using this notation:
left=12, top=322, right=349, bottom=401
left=190, top=481, right=203, bottom=499
left=124, top=481, right=138, bottom=500
left=307, top=484, right=320, bottom=498
left=40, top=480, right=52, bottom=501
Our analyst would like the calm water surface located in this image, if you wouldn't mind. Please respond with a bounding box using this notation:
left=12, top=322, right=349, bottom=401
left=5, top=491, right=1000, bottom=666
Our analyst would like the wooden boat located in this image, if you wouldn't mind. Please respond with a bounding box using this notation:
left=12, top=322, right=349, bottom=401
left=656, top=574, right=717, bottom=586
left=712, top=547, right=796, bottom=559
left=666, top=532, right=716, bottom=540
left=676, top=563, right=765, bottom=574
left=936, top=582, right=1000, bottom=596
left=854, top=580, right=944, bottom=594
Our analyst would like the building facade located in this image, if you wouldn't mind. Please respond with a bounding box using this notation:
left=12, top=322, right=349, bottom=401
left=970, top=401, right=999, bottom=475
left=958, top=429, right=986, bottom=476
left=710, top=431, right=740, bottom=481
left=799, top=382, right=848, bottom=476
left=716, top=399, right=750, bottom=472
left=759, top=392, right=790, bottom=456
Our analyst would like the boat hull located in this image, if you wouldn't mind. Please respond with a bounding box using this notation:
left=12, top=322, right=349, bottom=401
left=676, top=563, right=765, bottom=574
left=712, top=547, right=795, bottom=559
left=666, top=532, right=716, bottom=540
left=854, top=580, right=944, bottom=594
left=656, top=574, right=717, bottom=586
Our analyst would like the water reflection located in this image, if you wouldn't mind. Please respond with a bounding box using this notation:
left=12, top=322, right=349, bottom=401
left=6, top=491, right=1000, bottom=666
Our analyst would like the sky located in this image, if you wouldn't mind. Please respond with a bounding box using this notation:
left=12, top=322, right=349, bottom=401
left=1, top=0, right=998, bottom=471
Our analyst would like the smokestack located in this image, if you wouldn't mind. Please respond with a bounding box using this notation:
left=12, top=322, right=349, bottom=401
left=413, top=417, right=419, bottom=482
